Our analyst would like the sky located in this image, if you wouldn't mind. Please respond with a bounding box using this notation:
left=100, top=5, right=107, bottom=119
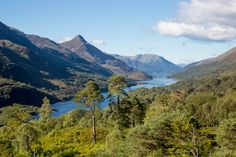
left=1, top=0, right=236, bottom=64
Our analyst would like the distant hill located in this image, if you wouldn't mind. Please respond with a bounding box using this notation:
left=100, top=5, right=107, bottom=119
left=113, top=54, right=181, bottom=77
left=172, top=47, right=236, bottom=79
left=60, top=35, right=151, bottom=81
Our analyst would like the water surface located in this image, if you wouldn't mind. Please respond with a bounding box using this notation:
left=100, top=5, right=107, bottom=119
left=52, top=77, right=176, bottom=117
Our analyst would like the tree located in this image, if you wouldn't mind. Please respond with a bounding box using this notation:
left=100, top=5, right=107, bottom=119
left=169, top=117, right=216, bottom=157
left=113, top=99, right=132, bottom=129
left=74, top=81, right=104, bottom=144
left=39, top=97, right=52, bottom=121
left=108, top=75, right=128, bottom=105
left=0, top=104, right=32, bottom=129
left=213, top=118, right=236, bottom=156
left=130, top=97, right=146, bottom=127
left=15, top=123, right=40, bottom=157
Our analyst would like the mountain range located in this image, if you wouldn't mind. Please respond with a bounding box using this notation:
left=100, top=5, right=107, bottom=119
left=0, top=21, right=152, bottom=106
left=113, top=54, right=181, bottom=77
left=2, top=20, right=235, bottom=107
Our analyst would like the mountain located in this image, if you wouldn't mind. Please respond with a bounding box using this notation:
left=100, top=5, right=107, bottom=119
left=172, top=47, right=236, bottom=79
left=0, top=22, right=111, bottom=88
left=0, top=22, right=113, bottom=106
left=26, top=34, right=112, bottom=77
left=60, top=35, right=151, bottom=80
left=0, top=21, right=151, bottom=106
left=113, top=54, right=181, bottom=77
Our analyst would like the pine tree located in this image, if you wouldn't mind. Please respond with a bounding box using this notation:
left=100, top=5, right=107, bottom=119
left=74, top=81, right=104, bottom=144
left=39, top=97, right=52, bottom=121
left=108, top=75, right=128, bottom=105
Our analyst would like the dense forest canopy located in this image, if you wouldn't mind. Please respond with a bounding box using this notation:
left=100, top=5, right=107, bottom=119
left=0, top=73, right=235, bottom=157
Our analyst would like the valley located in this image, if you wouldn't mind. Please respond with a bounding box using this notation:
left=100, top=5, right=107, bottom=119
left=1, top=1, right=236, bottom=155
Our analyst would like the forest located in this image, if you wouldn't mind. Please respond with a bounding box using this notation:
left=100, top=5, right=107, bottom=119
left=0, top=73, right=235, bottom=157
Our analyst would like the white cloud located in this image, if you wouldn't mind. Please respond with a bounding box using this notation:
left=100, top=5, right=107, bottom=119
left=91, top=39, right=106, bottom=45
left=58, top=36, right=73, bottom=43
left=153, top=0, right=236, bottom=42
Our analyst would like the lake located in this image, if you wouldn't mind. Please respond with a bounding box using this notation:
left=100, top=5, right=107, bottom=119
left=51, top=77, right=177, bottom=117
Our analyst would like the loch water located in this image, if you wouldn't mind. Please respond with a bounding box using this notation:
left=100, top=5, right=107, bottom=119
left=51, top=77, right=177, bottom=117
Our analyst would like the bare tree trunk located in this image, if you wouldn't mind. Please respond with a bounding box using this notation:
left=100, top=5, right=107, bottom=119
left=117, top=96, right=120, bottom=105
left=26, top=136, right=34, bottom=157
left=91, top=107, right=96, bottom=145
left=109, top=103, right=113, bottom=113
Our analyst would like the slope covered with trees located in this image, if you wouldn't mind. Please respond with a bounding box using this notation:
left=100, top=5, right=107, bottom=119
left=0, top=21, right=151, bottom=106
left=172, top=47, right=236, bottom=79
left=0, top=73, right=235, bottom=156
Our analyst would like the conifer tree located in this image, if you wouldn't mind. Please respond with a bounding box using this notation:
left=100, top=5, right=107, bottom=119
left=75, top=81, right=104, bottom=144
left=39, top=97, right=52, bottom=121
left=108, top=75, right=128, bottom=112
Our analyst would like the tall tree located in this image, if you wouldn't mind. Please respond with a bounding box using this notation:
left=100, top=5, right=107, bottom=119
left=39, top=97, right=52, bottom=121
left=74, top=81, right=104, bottom=144
left=130, top=97, right=146, bottom=127
left=108, top=75, right=128, bottom=105
left=15, top=123, right=39, bottom=157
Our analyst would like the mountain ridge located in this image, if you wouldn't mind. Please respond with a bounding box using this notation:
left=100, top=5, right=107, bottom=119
left=60, top=35, right=152, bottom=80
left=113, top=54, right=181, bottom=77
left=0, top=21, right=151, bottom=106
left=172, top=47, right=236, bottom=79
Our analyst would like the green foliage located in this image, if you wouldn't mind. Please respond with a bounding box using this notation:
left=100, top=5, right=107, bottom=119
left=108, top=75, right=128, bottom=104
left=40, top=126, right=107, bottom=156
left=0, top=72, right=236, bottom=156
left=75, top=81, right=104, bottom=144
left=108, top=97, right=146, bottom=129
left=0, top=104, right=33, bottom=129
left=216, top=118, right=236, bottom=151
left=39, top=97, right=52, bottom=121
left=75, top=81, right=104, bottom=109
left=0, top=78, right=58, bottom=107
left=185, top=92, right=218, bottom=126
left=14, top=123, right=40, bottom=156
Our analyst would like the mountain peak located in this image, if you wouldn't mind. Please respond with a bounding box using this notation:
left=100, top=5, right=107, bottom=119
left=133, top=54, right=164, bottom=63
left=71, top=34, right=87, bottom=44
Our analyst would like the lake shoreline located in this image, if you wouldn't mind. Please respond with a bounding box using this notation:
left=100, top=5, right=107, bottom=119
left=51, top=77, right=177, bottom=117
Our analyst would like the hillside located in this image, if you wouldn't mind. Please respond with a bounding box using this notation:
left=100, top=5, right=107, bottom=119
left=0, top=78, right=58, bottom=107
left=60, top=36, right=151, bottom=80
left=173, top=47, right=236, bottom=79
left=113, top=54, right=181, bottom=77
left=0, top=22, right=113, bottom=106
left=0, top=22, right=112, bottom=87
left=0, top=21, right=152, bottom=106
left=1, top=70, right=235, bottom=156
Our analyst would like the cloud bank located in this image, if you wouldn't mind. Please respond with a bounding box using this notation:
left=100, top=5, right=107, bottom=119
left=153, top=0, right=236, bottom=42
left=91, top=39, right=106, bottom=45
left=58, top=36, right=73, bottom=43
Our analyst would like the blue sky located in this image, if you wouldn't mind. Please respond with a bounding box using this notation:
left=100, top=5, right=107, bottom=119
left=1, top=0, right=236, bottom=64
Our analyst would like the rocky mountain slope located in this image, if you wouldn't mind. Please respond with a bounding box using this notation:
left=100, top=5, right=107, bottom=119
left=0, top=21, right=151, bottom=106
left=60, top=35, right=151, bottom=80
